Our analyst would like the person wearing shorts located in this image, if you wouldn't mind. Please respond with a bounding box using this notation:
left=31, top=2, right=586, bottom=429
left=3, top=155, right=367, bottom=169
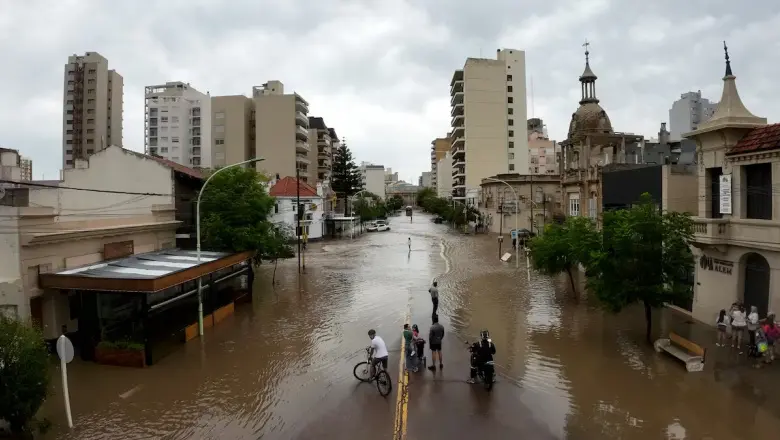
left=428, top=315, right=445, bottom=371
left=368, top=329, right=389, bottom=377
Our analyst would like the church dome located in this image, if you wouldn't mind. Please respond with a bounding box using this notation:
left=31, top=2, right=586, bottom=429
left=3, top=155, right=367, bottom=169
left=567, top=102, right=613, bottom=140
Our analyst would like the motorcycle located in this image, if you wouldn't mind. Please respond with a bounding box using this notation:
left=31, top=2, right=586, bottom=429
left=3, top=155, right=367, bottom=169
left=467, top=340, right=495, bottom=391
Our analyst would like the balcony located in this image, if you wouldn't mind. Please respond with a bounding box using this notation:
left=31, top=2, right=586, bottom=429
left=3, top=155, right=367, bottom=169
left=296, top=154, right=311, bottom=165
left=693, top=217, right=780, bottom=251
left=451, top=126, right=464, bottom=139
left=191, top=147, right=201, bottom=156
left=318, top=160, right=330, bottom=169
left=295, top=111, right=309, bottom=127
left=450, top=80, right=464, bottom=96
left=451, top=145, right=465, bottom=159
left=452, top=166, right=465, bottom=178
left=450, top=102, right=464, bottom=118
left=295, top=141, right=310, bottom=153
left=295, top=98, right=309, bottom=114
left=318, top=136, right=331, bottom=147
left=451, top=114, right=464, bottom=128
left=450, top=91, right=464, bottom=107
left=318, top=148, right=330, bottom=158
left=450, top=69, right=463, bottom=87
left=296, top=125, right=309, bottom=141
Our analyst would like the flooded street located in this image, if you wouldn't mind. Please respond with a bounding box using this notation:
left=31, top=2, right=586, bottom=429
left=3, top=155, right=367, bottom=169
left=40, top=213, right=780, bottom=439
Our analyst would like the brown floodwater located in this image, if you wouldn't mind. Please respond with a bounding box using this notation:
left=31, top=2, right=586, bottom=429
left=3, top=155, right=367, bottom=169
left=38, top=214, right=780, bottom=439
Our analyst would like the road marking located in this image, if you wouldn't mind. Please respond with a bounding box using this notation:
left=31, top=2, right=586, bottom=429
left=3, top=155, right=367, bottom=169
left=392, top=294, right=412, bottom=440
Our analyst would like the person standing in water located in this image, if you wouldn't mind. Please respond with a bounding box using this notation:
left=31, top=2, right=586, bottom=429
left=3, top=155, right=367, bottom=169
left=408, top=237, right=411, bottom=252
left=429, top=281, right=440, bottom=316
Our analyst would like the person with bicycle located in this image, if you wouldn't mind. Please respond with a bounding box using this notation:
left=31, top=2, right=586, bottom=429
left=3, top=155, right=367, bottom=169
left=468, top=329, right=496, bottom=384
left=368, top=329, right=389, bottom=378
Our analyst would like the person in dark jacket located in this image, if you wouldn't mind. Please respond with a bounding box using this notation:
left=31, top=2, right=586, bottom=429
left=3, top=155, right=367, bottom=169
left=427, top=315, right=445, bottom=371
left=468, top=329, right=496, bottom=383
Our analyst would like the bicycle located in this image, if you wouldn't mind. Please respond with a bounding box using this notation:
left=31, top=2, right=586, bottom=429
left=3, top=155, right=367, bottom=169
left=353, top=347, right=393, bottom=396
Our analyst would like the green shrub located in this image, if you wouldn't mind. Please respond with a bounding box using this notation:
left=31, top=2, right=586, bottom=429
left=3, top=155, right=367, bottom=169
left=0, top=315, right=50, bottom=434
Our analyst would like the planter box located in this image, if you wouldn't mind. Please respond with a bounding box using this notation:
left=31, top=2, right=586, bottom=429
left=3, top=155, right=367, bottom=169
left=95, top=345, right=146, bottom=368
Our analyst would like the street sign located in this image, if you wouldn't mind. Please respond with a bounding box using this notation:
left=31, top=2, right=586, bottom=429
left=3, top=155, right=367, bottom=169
left=56, top=335, right=74, bottom=364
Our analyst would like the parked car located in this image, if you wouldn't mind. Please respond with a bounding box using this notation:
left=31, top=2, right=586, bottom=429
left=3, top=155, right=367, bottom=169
left=432, top=217, right=444, bottom=224
left=376, top=220, right=390, bottom=231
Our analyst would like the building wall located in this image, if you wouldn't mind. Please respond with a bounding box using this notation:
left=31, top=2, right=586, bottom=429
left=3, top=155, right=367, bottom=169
left=0, top=212, right=22, bottom=319
left=360, top=164, right=386, bottom=198
left=108, top=70, right=124, bottom=149
left=431, top=137, right=451, bottom=188
left=669, top=91, right=717, bottom=141
left=497, top=49, right=529, bottom=174
left=436, top=152, right=453, bottom=198
left=528, top=133, right=557, bottom=174
left=479, top=175, right=561, bottom=234
left=255, top=94, right=297, bottom=179
left=271, top=196, right=324, bottom=240
left=421, top=172, right=432, bottom=188
left=662, top=164, right=697, bottom=214
left=211, top=95, right=252, bottom=167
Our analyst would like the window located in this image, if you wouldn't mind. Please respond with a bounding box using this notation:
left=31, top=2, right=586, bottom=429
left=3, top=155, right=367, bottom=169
left=88, top=69, right=96, bottom=74
left=160, top=147, right=168, bottom=153
left=745, top=163, right=772, bottom=220
left=509, top=141, right=514, bottom=148
left=507, top=97, right=513, bottom=104
left=215, top=125, right=225, bottom=133
left=87, top=139, right=94, bottom=144
left=66, top=110, right=73, bottom=115
left=67, top=80, right=74, bottom=85
left=172, top=137, right=179, bottom=143
left=507, top=86, right=513, bottom=92
left=508, top=119, right=514, bottom=126
left=509, top=130, right=514, bottom=138
left=507, top=74, right=512, bottom=81
left=87, top=118, right=94, bottom=124
left=66, top=129, right=73, bottom=134
left=171, top=116, right=179, bottom=123
left=87, top=98, right=95, bottom=104
left=87, top=89, right=95, bottom=95
left=569, top=193, right=580, bottom=217
left=87, top=129, right=94, bottom=134
left=215, top=112, right=225, bottom=119
left=66, top=100, right=74, bottom=104
left=87, top=79, right=95, bottom=84
left=66, top=160, right=73, bottom=165
left=161, top=116, right=168, bottom=123
left=274, top=203, right=279, bottom=214
left=215, top=139, right=225, bottom=145
left=66, top=119, right=73, bottom=125
left=588, top=198, right=596, bottom=219
left=509, top=153, right=515, bottom=160
left=161, top=137, right=168, bottom=142
left=508, top=108, right=514, bottom=115
left=509, top=164, right=515, bottom=171
left=161, top=126, right=168, bottom=132
left=87, top=109, right=94, bottom=114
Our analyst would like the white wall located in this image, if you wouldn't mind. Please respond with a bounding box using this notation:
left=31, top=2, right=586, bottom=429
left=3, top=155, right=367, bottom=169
left=30, top=146, right=174, bottom=223
left=437, top=152, right=453, bottom=198
left=360, top=166, right=386, bottom=198
left=271, top=196, right=324, bottom=240
left=0, top=209, right=23, bottom=319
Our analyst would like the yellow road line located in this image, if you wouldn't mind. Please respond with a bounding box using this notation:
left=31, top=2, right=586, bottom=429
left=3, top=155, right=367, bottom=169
left=392, top=298, right=412, bottom=440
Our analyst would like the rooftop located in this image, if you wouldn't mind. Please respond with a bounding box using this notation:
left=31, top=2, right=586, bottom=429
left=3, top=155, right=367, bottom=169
left=269, top=176, right=318, bottom=198
left=726, top=123, right=780, bottom=156
left=39, top=249, right=253, bottom=293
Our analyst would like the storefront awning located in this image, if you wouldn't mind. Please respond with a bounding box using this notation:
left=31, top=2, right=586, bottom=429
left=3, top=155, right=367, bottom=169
left=39, top=249, right=254, bottom=293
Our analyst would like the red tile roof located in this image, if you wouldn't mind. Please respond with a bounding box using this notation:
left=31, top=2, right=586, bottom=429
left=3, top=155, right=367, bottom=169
left=147, top=155, right=204, bottom=180
left=727, top=123, right=780, bottom=156
left=269, top=176, right=318, bottom=198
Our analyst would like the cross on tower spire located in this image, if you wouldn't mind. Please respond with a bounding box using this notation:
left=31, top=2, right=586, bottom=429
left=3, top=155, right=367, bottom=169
left=723, top=41, right=733, bottom=76
left=583, top=39, right=590, bottom=63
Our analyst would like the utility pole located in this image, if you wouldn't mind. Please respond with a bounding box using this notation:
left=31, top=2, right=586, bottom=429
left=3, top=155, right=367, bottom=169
left=529, top=173, right=534, bottom=234
left=296, top=166, right=301, bottom=274
left=498, top=198, right=504, bottom=259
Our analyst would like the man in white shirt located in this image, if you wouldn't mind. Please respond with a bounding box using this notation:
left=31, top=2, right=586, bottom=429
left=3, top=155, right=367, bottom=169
left=368, top=329, right=389, bottom=378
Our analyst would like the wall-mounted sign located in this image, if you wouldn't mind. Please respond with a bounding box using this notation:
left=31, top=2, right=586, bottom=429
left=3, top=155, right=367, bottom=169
left=700, top=255, right=733, bottom=275
left=719, top=174, right=732, bottom=215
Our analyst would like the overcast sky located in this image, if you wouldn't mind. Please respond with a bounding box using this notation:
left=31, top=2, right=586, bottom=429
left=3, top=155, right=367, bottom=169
left=1, top=0, right=778, bottom=182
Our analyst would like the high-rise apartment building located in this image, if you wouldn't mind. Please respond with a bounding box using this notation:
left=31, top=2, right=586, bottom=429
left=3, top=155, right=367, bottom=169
left=145, top=82, right=212, bottom=168
left=210, top=95, right=253, bottom=168
left=436, top=151, right=453, bottom=198
left=359, top=162, right=386, bottom=198
left=62, top=52, right=123, bottom=170
left=253, top=81, right=312, bottom=182
left=669, top=90, right=717, bottom=141
left=449, top=49, right=528, bottom=200
left=308, top=117, right=334, bottom=184
left=19, top=157, right=32, bottom=181
left=430, top=137, right=450, bottom=189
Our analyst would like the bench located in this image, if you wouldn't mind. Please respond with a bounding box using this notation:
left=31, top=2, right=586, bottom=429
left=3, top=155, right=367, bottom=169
left=653, top=332, right=706, bottom=372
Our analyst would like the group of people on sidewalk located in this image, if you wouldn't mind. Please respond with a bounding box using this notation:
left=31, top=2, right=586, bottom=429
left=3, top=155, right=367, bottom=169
left=716, top=302, right=780, bottom=364
left=404, top=315, right=445, bottom=373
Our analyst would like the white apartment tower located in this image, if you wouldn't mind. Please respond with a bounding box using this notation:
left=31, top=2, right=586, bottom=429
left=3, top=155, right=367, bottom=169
left=145, top=82, right=212, bottom=168
left=359, top=162, right=386, bottom=198
left=669, top=90, right=717, bottom=141
left=449, top=49, right=528, bottom=201
left=62, top=52, right=123, bottom=170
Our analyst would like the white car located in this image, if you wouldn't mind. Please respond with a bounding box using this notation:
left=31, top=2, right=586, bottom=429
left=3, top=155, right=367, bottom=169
left=376, top=223, right=390, bottom=232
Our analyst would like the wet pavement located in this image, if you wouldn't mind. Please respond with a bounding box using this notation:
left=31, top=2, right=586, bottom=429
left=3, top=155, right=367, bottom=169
left=38, top=213, right=780, bottom=439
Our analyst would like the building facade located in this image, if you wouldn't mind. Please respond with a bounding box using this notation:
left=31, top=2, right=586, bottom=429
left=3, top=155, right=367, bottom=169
left=669, top=90, right=718, bottom=141
left=308, top=117, right=334, bottom=185
left=359, top=162, right=386, bottom=198
left=685, top=49, right=778, bottom=323
left=449, top=48, right=529, bottom=201
left=430, top=137, right=451, bottom=189
left=479, top=173, right=562, bottom=235
left=253, top=81, right=312, bottom=182
left=62, top=52, right=123, bottom=170
left=269, top=176, right=325, bottom=240
left=420, top=171, right=432, bottom=188
left=528, top=119, right=558, bottom=175
left=436, top=151, right=453, bottom=198
left=559, top=47, right=643, bottom=222
left=145, top=82, right=212, bottom=168
left=0, top=146, right=179, bottom=336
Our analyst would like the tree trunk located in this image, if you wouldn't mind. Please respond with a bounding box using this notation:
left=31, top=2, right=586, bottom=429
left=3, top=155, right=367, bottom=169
left=644, top=300, right=653, bottom=344
left=272, top=260, right=278, bottom=285
left=565, top=266, right=577, bottom=296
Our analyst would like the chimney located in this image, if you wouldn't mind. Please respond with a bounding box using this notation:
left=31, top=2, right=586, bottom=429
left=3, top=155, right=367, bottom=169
left=275, top=173, right=280, bottom=180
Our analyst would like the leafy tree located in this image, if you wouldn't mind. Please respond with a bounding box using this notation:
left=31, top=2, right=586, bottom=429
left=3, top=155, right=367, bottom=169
left=331, top=142, right=363, bottom=214
left=386, top=195, right=404, bottom=212
left=528, top=216, right=599, bottom=294
left=0, top=315, right=50, bottom=435
left=200, top=167, right=294, bottom=267
left=354, top=193, right=389, bottom=222
left=586, top=193, right=694, bottom=343
left=416, top=187, right=436, bottom=207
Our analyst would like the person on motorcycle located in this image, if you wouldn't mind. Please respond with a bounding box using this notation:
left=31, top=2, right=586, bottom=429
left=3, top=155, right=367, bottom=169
left=467, top=329, right=496, bottom=384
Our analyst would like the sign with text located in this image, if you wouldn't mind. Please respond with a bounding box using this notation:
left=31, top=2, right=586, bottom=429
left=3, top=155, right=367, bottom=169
left=719, top=174, right=732, bottom=215
left=700, top=255, right=733, bottom=275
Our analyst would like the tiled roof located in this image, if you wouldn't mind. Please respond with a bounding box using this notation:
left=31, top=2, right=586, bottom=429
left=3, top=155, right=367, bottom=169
left=147, top=156, right=204, bottom=180
left=269, top=176, right=318, bottom=198
left=727, top=124, right=780, bottom=156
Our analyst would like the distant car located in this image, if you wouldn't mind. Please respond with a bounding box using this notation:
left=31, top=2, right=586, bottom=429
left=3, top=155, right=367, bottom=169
left=376, top=220, right=390, bottom=231
left=367, top=222, right=378, bottom=232
left=510, top=228, right=536, bottom=239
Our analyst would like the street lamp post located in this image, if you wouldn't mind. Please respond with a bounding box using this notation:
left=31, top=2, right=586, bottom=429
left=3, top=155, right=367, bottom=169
left=350, top=189, right=369, bottom=239
left=484, top=177, right=519, bottom=268
left=196, top=157, right=265, bottom=337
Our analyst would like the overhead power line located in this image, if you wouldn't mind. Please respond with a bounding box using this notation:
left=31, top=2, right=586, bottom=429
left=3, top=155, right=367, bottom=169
left=0, top=179, right=170, bottom=196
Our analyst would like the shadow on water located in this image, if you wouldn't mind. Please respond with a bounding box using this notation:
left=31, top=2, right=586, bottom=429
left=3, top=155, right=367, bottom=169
left=38, top=214, right=780, bottom=439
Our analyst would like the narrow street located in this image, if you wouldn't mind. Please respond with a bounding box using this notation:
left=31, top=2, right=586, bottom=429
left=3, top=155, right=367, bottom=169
left=39, top=213, right=780, bottom=440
